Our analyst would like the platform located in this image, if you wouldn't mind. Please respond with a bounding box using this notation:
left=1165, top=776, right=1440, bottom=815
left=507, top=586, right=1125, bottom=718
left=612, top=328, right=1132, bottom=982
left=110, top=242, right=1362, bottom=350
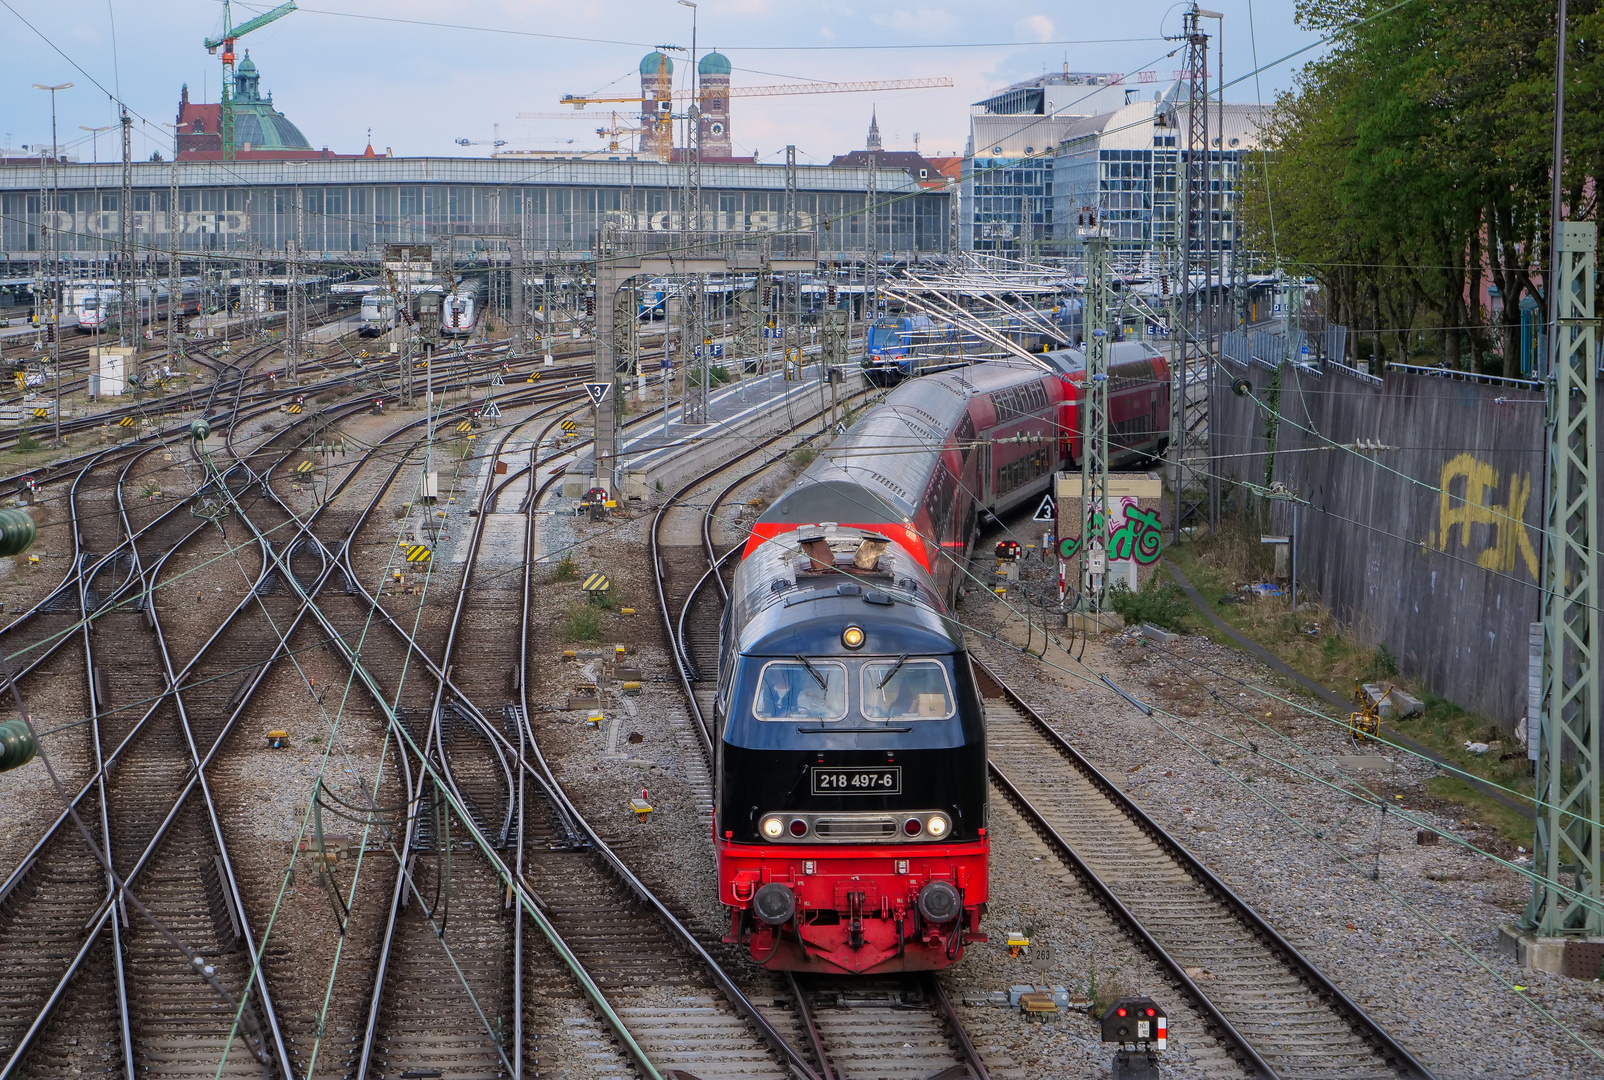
left=566, top=358, right=865, bottom=497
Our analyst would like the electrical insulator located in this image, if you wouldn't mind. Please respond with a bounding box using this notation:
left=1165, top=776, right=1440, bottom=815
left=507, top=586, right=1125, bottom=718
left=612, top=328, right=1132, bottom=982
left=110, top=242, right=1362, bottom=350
left=1160, top=274, right=1170, bottom=296
left=827, top=284, right=837, bottom=305
left=585, top=296, right=595, bottom=317
left=0, top=718, right=37, bottom=773
left=45, top=324, right=55, bottom=344
left=0, top=508, right=36, bottom=558
left=762, top=287, right=771, bottom=307
left=451, top=307, right=461, bottom=328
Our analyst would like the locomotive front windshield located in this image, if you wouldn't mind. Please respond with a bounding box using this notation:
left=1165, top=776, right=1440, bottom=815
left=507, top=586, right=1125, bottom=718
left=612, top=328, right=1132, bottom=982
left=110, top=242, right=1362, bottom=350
left=753, top=660, right=848, bottom=720
left=748, top=656, right=956, bottom=723
left=860, top=659, right=954, bottom=720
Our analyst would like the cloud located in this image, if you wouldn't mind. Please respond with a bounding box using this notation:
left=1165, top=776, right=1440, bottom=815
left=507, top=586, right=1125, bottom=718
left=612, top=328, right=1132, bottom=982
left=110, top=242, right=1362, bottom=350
left=869, top=8, right=963, bottom=38
left=1015, top=15, right=1054, bottom=42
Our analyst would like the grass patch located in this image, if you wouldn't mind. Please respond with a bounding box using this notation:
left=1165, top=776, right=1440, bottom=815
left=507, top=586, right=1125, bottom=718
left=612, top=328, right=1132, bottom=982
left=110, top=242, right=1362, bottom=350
left=552, top=555, right=577, bottom=581
left=12, top=430, right=43, bottom=454
left=1168, top=508, right=1537, bottom=833
left=563, top=603, right=602, bottom=642
left=1426, top=775, right=1534, bottom=846
left=790, top=446, right=816, bottom=470
left=1108, top=575, right=1193, bottom=633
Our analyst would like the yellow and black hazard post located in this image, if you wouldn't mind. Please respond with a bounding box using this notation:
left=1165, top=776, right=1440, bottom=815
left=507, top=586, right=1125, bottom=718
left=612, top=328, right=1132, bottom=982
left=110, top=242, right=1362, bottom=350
left=560, top=419, right=577, bottom=434
left=581, top=571, right=610, bottom=595
left=404, top=544, right=432, bottom=563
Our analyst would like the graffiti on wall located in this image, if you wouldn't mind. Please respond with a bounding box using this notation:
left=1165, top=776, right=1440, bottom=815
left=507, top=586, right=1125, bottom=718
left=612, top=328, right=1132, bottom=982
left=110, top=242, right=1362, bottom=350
left=1435, top=453, right=1538, bottom=579
left=1057, top=497, right=1164, bottom=564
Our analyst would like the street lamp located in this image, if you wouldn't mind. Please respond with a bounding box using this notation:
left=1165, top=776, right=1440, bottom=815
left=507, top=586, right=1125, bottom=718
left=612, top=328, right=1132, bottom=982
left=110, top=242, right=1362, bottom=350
left=79, top=124, right=110, bottom=164
left=34, top=82, right=72, bottom=446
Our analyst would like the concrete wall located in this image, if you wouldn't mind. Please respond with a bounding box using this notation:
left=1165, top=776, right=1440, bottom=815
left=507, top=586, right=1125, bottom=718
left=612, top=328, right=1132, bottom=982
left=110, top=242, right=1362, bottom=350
left=1212, top=355, right=1544, bottom=728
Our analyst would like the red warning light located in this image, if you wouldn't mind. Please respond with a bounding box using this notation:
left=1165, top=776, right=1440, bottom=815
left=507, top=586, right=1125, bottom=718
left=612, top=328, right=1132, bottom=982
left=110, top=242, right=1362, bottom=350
left=1117, top=1007, right=1128, bottom=1017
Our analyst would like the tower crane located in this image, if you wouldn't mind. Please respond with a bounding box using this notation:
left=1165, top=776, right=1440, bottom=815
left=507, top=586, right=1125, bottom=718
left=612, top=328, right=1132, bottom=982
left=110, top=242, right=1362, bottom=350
left=203, top=0, right=297, bottom=160
left=549, top=74, right=954, bottom=162
left=516, top=111, right=641, bottom=154
left=455, top=123, right=509, bottom=151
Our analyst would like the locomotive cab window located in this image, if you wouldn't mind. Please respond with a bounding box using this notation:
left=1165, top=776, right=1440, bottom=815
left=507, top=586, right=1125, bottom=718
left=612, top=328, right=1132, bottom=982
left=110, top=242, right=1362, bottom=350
left=753, top=660, right=848, bottom=721
left=860, top=659, right=955, bottom=720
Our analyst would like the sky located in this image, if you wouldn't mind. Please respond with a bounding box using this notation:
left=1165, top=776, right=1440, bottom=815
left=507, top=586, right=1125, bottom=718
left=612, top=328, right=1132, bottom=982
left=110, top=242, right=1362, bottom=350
left=0, top=1, right=1326, bottom=165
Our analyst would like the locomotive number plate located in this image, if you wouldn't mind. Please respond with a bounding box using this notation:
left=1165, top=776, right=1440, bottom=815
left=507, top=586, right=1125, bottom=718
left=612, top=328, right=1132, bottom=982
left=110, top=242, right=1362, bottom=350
left=812, top=767, right=901, bottom=795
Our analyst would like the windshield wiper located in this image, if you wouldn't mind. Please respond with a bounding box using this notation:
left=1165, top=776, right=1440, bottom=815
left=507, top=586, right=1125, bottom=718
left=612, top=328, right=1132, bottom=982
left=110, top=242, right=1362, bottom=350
left=877, top=653, right=910, bottom=689
left=794, top=654, right=828, bottom=690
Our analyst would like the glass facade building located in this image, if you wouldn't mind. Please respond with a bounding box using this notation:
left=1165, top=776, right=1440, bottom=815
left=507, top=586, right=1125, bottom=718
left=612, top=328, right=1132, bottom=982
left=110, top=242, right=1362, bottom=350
left=1052, top=101, right=1260, bottom=270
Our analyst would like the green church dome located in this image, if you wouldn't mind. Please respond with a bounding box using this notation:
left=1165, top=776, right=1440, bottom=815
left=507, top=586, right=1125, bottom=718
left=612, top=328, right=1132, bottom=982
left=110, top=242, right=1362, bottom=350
left=640, top=51, right=674, bottom=76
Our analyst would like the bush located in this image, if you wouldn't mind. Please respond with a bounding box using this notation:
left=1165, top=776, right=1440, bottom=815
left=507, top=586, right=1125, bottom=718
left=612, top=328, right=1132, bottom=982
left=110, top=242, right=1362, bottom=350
left=553, top=555, right=576, bottom=581
left=563, top=603, right=601, bottom=642
left=790, top=446, right=816, bottom=470
left=1369, top=643, right=1399, bottom=679
left=1108, top=574, right=1192, bottom=632
left=12, top=431, right=43, bottom=454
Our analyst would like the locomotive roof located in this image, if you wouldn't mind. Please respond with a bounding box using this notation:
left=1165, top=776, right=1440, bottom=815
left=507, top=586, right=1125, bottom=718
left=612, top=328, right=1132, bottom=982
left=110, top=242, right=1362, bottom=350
left=731, top=530, right=960, bottom=656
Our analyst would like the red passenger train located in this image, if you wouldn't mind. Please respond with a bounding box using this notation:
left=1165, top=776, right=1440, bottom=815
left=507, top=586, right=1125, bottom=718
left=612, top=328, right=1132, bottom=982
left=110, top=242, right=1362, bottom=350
left=715, top=346, right=1168, bottom=975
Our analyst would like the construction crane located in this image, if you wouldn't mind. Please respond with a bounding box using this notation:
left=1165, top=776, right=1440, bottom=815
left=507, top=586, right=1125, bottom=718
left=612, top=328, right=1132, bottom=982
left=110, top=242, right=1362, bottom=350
left=516, top=111, right=641, bottom=153
left=456, top=123, right=509, bottom=151
left=204, top=0, right=297, bottom=160
left=552, top=73, right=954, bottom=162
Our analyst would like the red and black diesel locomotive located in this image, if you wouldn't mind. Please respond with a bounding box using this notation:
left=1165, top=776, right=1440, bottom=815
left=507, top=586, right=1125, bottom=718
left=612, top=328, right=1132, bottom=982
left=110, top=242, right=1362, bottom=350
left=715, top=347, right=1168, bottom=975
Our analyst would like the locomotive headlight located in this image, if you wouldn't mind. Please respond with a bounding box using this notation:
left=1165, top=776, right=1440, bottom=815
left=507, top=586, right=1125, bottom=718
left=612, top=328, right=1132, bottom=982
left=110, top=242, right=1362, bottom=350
left=842, top=625, right=865, bottom=649
left=760, top=815, right=784, bottom=840
left=925, top=814, right=950, bottom=838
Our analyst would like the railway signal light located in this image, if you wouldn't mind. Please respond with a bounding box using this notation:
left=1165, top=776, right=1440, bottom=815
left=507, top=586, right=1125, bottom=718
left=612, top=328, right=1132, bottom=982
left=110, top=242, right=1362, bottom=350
left=1100, top=996, right=1166, bottom=1051
left=996, top=540, right=1023, bottom=561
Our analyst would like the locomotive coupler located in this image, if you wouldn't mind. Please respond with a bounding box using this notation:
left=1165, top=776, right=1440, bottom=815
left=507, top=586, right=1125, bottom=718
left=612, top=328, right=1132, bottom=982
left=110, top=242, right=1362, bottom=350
left=847, top=890, right=866, bottom=950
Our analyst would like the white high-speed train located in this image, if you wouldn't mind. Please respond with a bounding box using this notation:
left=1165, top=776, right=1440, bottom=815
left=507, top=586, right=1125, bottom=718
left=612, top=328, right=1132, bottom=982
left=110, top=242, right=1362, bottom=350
left=77, top=282, right=202, bottom=334
left=441, top=278, right=484, bottom=337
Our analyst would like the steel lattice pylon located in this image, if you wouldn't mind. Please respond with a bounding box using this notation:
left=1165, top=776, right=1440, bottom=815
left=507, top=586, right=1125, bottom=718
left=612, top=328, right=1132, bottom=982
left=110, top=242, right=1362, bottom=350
left=118, top=108, right=135, bottom=349
left=1529, top=220, right=1604, bottom=936
left=1080, top=228, right=1112, bottom=611
left=1171, top=7, right=1214, bottom=541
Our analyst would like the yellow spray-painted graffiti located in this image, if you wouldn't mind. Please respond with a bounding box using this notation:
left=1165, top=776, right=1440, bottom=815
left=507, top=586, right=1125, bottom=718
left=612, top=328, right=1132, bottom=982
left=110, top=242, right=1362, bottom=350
left=1436, top=453, right=1538, bottom=579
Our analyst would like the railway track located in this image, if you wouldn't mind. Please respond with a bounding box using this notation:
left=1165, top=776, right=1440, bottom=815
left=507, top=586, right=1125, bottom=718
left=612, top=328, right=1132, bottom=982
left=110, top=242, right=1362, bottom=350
left=978, top=656, right=1435, bottom=1080
left=0, top=348, right=564, bottom=1078
left=228, top=375, right=830, bottom=1079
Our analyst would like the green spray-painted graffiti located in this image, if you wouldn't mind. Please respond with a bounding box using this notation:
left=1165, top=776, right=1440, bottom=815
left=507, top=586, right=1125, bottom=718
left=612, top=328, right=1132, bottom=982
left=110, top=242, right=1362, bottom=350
left=1056, top=498, right=1163, bottom=565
